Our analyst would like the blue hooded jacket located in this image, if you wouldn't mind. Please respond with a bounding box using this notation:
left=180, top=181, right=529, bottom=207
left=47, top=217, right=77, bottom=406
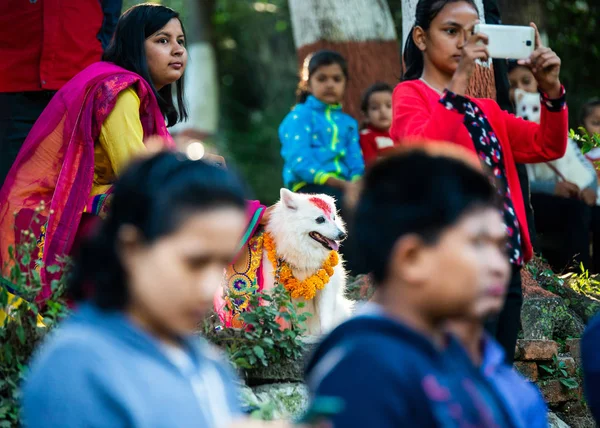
left=305, top=311, right=516, bottom=427
left=279, top=95, right=365, bottom=191
left=22, top=304, right=242, bottom=427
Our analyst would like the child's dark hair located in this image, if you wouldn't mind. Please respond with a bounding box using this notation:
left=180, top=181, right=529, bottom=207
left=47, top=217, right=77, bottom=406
left=402, top=0, right=478, bottom=81
left=69, top=152, right=247, bottom=310
left=360, top=82, right=394, bottom=115
left=296, top=50, right=349, bottom=103
left=353, top=145, right=498, bottom=284
left=580, top=98, right=600, bottom=130
left=103, top=4, right=188, bottom=127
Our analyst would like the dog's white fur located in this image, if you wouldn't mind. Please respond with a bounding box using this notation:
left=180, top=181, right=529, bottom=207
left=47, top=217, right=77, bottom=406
left=262, top=189, right=352, bottom=336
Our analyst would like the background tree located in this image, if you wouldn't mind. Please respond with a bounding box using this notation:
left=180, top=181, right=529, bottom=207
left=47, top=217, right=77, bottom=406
left=288, top=0, right=401, bottom=119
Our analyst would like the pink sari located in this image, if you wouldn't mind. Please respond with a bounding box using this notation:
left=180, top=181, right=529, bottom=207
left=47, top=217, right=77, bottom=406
left=0, top=62, right=173, bottom=302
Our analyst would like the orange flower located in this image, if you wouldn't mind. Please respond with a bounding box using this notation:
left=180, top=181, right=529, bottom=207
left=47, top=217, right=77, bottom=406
left=263, top=232, right=339, bottom=301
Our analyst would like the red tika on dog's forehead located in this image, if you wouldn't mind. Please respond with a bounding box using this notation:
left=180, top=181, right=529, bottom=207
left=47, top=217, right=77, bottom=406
left=308, top=196, right=333, bottom=218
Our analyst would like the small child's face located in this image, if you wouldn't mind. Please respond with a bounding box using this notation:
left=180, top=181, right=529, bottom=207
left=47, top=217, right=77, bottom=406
left=410, top=208, right=510, bottom=321
left=308, top=63, right=346, bottom=105
left=584, top=106, right=600, bottom=136
left=508, top=66, right=538, bottom=103
left=365, top=91, right=393, bottom=131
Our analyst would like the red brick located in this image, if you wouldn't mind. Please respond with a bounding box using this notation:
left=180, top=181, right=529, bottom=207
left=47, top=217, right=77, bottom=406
left=515, top=339, right=558, bottom=361
left=514, top=361, right=539, bottom=381
left=565, top=339, right=581, bottom=362
left=540, top=379, right=581, bottom=405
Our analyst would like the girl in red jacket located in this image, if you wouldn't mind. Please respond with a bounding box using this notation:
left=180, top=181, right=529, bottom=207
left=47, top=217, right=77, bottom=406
left=390, top=0, right=568, bottom=363
left=359, top=82, right=395, bottom=165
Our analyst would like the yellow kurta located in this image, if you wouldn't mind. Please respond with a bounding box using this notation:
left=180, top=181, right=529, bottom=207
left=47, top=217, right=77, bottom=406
left=91, top=87, right=146, bottom=196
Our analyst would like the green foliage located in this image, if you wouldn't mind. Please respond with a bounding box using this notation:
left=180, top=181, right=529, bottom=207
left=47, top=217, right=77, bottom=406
left=560, top=263, right=600, bottom=297
left=205, top=283, right=308, bottom=371
left=0, top=224, right=70, bottom=427
left=539, top=355, right=580, bottom=391
left=570, top=127, right=600, bottom=155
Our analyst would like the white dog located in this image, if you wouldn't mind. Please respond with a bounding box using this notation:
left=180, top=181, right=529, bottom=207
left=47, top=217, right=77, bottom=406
left=262, top=189, right=352, bottom=336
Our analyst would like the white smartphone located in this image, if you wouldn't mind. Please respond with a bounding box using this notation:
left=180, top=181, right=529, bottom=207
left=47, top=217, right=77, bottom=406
left=473, top=24, right=535, bottom=59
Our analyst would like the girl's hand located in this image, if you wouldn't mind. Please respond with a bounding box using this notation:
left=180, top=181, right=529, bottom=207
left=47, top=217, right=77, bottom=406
left=581, top=188, right=596, bottom=206
left=449, top=24, right=490, bottom=96
left=518, top=23, right=561, bottom=98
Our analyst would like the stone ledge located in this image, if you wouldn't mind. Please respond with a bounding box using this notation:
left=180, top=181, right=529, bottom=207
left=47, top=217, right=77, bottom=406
left=515, top=339, right=558, bottom=361
left=514, top=361, right=539, bottom=381
left=540, top=379, right=582, bottom=406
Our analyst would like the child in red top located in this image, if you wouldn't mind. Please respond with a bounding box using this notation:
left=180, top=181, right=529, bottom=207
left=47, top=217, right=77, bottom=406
left=359, top=82, right=395, bottom=165
left=391, top=0, right=568, bottom=363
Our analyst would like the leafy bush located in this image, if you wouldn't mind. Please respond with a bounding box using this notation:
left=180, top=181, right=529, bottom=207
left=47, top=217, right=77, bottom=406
left=204, top=283, right=308, bottom=370
left=0, top=227, right=70, bottom=427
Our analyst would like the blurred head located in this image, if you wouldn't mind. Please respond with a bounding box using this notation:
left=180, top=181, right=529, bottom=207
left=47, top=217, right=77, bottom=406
left=361, top=82, right=393, bottom=131
left=297, top=50, right=348, bottom=105
left=70, top=152, right=247, bottom=341
left=354, top=144, right=505, bottom=322
left=103, top=4, right=188, bottom=127
left=508, top=62, right=538, bottom=103
left=581, top=99, right=600, bottom=136
left=403, top=0, right=479, bottom=81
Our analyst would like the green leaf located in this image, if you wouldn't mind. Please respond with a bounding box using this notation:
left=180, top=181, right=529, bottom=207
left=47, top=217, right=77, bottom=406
left=559, top=378, right=579, bottom=390
left=16, top=324, right=25, bottom=345
left=560, top=368, right=568, bottom=377
left=233, top=357, right=252, bottom=369
left=253, top=345, right=265, bottom=359
left=46, top=265, right=61, bottom=274
left=539, top=364, right=555, bottom=374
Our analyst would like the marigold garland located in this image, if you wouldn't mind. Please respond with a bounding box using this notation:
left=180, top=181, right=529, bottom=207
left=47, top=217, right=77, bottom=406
left=263, top=232, right=339, bottom=300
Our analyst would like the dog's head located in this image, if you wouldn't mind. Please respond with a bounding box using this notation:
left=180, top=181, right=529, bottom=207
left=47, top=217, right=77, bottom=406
left=514, top=88, right=541, bottom=124
left=273, top=188, right=346, bottom=253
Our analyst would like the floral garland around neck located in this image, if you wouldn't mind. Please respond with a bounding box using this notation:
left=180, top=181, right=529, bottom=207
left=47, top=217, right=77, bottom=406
left=263, top=232, right=339, bottom=300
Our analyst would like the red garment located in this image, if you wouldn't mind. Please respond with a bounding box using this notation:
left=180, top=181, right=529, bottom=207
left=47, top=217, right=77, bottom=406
left=390, top=79, right=568, bottom=262
left=359, top=125, right=395, bottom=166
left=0, top=0, right=104, bottom=92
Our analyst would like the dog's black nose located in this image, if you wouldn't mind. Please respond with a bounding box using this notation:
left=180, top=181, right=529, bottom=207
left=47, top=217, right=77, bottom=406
left=338, top=231, right=347, bottom=241
left=523, top=115, right=529, bottom=121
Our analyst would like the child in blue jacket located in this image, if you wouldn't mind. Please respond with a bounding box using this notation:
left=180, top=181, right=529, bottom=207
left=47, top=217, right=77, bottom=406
left=279, top=50, right=364, bottom=202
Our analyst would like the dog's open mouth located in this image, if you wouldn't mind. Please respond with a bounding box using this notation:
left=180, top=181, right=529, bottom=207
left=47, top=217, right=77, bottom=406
left=309, top=232, right=340, bottom=251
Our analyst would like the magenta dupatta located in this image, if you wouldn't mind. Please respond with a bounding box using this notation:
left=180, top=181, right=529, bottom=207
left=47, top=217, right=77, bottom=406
left=0, top=62, right=173, bottom=301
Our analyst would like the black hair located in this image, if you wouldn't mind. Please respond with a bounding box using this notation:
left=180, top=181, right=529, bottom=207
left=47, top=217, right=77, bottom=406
left=69, top=152, right=247, bottom=310
left=296, top=50, right=349, bottom=103
left=402, top=0, right=478, bottom=81
left=103, top=4, right=188, bottom=127
left=360, top=82, right=394, bottom=114
left=580, top=98, right=600, bottom=130
left=353, top=148, right=498, bottom=284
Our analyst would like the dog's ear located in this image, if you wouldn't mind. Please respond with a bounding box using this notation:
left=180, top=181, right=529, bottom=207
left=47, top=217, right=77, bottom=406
left=280, top=188, right=298, bottom=211
left=515, top=88, right=524, bottom=104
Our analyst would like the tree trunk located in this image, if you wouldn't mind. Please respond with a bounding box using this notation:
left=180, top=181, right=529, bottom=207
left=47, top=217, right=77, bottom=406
left=400, top=0, right=496, bottom=99
left=170, top=0, right=218, bottom=145
left=288, top=0, right=401, bottom=120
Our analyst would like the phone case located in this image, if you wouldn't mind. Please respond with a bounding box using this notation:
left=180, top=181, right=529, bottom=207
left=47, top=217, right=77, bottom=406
left=474, top=24, right=535, bottom=59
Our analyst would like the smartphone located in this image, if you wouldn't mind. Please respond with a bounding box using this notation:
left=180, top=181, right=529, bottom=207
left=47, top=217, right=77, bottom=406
left=473, top=24, right=535, bottom=59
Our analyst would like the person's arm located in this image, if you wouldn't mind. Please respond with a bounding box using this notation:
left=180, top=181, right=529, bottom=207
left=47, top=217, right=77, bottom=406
left=359, top=131, right=378, bottom=165
left=98, top=0, right=123, bottom=51
left=279, top=108, right=331, bottom=187
left=98, top=87, right=147, bottom=177
left=390, top=83, right=472, bottom=150
left=344, top=121, right=365, bottom=180
left=582, top=316, right=600, bottom=422
left=500, top=88, right=568, bottom=164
